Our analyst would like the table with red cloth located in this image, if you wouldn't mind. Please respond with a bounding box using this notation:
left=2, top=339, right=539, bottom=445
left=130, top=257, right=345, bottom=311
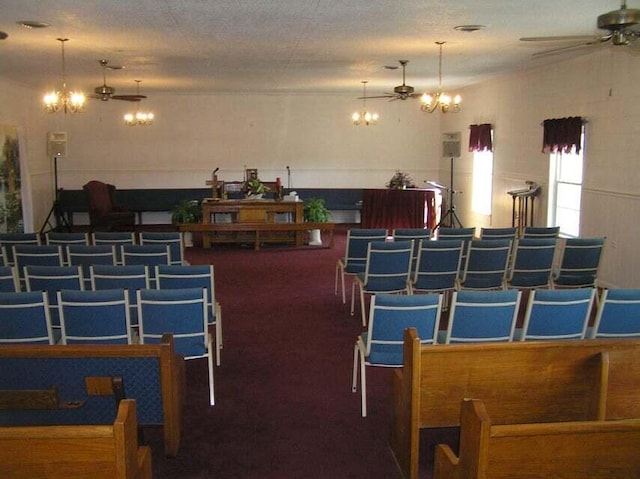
left=360, top=188, right=437, bottom=231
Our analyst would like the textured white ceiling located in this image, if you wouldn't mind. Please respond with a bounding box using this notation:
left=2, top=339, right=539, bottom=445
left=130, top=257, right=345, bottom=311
left=0, top=1, right=635, bottom=98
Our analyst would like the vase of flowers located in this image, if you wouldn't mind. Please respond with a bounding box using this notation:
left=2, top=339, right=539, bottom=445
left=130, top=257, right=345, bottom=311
left=246, top=178, right=269, bottom=199
left=386, top=170, right=415, bottom=189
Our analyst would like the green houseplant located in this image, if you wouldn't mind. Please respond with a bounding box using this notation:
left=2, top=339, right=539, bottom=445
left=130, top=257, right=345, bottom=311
left=303, top=198, right=331, bottom=245
left=170, top=200, right=202, bottom=224
left=246, top=178, right=269, bottom=197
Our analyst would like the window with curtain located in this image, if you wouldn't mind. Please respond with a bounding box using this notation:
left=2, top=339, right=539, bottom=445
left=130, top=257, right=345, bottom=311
left=469, top=124, right=494, bottom=216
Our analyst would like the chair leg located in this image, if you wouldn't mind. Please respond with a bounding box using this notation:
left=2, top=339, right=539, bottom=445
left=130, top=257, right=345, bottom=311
left=207, top=338, right=215, bottom=406
left=360, top=288, right=367, bottom=327
left=350, top=280, right=357, bottom=316
left=352, top=343, right=359, bottom=393
left=359, top=349, right=367, bottom=418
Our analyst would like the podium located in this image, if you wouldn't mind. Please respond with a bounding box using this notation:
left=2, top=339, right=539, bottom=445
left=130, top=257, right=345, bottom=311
left=508, top=182, right=541, bottom=235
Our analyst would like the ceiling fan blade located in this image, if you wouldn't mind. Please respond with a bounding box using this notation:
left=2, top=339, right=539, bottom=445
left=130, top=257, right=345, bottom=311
left=358, top=94, right=395, bottom=99
left=531, top=39, right=606, bottom=57
left=111, top=94, right=146, bottom=101
left=520, top=35, right=598, bottom=42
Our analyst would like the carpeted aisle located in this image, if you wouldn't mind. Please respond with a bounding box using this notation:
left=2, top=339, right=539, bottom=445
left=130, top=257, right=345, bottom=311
left=147, top=229, right=410, bottom=478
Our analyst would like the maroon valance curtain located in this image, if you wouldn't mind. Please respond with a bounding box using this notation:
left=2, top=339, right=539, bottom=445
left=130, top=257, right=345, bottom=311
left=542, top=116, right=583, bottom=154
left=468, top=124, right=493, bottom=152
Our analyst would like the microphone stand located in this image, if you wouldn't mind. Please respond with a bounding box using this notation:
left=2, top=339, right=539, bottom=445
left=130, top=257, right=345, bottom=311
left=286, top=166, right=291, bottom=189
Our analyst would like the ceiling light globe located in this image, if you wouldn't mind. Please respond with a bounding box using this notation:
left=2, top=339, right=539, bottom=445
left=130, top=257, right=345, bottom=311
left=453, top=94, right=462, bottom=105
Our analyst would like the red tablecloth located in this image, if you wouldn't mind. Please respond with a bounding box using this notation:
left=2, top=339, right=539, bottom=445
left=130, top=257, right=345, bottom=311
left=360, top=189, right=437, bottom=231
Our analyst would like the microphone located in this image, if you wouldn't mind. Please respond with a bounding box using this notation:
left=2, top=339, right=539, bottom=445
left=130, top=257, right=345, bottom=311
left=286, top=166, right=290, bottom=170
left=213, top=167, right=219, bottom=174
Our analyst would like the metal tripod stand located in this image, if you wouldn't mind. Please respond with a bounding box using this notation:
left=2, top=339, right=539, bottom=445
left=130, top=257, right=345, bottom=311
left=436, top=156, right=463, bottom=229
left=39, top=156, right=70, bottom=234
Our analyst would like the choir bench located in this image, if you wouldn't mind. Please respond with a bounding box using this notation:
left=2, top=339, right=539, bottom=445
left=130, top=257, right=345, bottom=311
left=391, top=328, right=640, bottom=479
left=0, top=334, right=184, bottom=457
left=0, top=399, right=151, bottom=479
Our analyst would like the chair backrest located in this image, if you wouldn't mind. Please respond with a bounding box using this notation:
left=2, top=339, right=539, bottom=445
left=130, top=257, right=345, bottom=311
left=121, top=244, right=170, bottom=286
left=90, top=264, right=150, bottom=327
left=140, top=231, right=184, bottom=265
left=508, top=238, right=558, bottom=288
left=553, top=237, right=606, bottom=288
left=479, top=227, right=517, bottom=241
left=591, top=289, right=640, bottom=339
left=522, top=226, right=560, bottom=239
left=67, top=244, right=117, bottom=288
left=0, top=291, right=54, bottom=344
left=24, top=265, right=85, bottom=327
left=392, top=228, right=432, bottom=270
left=364, top=293, right=442, bottom=366
left=361, top=240, right=413, bottom=292
left=520, top=288, right=595, bottom=341
left=58, top=288, right=133, bottom=344
left=0, top=233, right=41, bottom=266
left=137, top=287, right=208, bottom=359
left=13, top=245, right=64, bottom=287
left=342, top=229, right=388, bottom=271
left=0, top=266, right=19, bottom=292
left=445, top=289, right=521, bottom=343
left=412, top=239, right=463, bottom=293
left=156, top=264, right=216, bottom=317
left=459, top=239, right=512, bottom=290
left=45, top=232, right=89, bottom=265
left=83, top=180, right=117, bottom=216
left=437, top=227, right=476, bottom=263
left=91, top=231, right=136, bottom=265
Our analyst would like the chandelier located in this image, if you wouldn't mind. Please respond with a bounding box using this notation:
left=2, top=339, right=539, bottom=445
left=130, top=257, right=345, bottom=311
left=124, top=81, right=154, bottom=126
left=43, top=38, right=86, bottom=114
left=352, top=81, right=379, bottom=126
left=421, top=41, right=461, bottom=114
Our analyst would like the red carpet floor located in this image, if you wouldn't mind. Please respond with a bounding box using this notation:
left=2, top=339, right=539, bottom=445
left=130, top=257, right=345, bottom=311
left=147, top=228, right=454, bottom=478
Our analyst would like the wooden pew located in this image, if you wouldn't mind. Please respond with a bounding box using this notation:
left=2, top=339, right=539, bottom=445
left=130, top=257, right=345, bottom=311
left=434, top=398, right=640, bottom=479
left=0, top=334, right=184, bottom=457
left=390, top=328, right=640, bottom=479
left=0, top=399, right=152, bottom=479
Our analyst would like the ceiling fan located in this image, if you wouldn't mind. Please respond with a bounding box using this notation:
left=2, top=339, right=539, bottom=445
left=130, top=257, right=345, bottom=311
left=520, top=1, right=640, bottom=56
left=359, top=60, right=422, bottom=101
left=90, top=60, right=146, bottom=102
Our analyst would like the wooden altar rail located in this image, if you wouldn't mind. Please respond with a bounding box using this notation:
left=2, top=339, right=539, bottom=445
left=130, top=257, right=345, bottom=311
left=179, top=222, right=336, bottom=250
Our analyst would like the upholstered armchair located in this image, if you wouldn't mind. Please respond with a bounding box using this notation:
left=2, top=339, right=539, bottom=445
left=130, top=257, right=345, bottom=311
left=83, top=180, right=135, bottom=232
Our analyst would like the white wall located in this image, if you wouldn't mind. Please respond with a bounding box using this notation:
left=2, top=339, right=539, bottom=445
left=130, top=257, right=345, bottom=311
left=2, top=46, right=640, bottom=287
left=441, top=47, right=640, bottom=288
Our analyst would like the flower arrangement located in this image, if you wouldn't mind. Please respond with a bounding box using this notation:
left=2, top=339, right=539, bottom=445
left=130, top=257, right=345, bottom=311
left=246, top=178, right=270, bottom=195
left=386, top=170, right=415, bottom=189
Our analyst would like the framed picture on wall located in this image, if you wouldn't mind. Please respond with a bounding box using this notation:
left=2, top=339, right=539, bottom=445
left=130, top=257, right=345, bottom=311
left=246, top=168, right=258, bottom=181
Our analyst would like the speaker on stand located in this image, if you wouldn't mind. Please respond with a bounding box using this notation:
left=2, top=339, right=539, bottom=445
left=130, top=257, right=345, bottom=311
left=437, top=132, right=464, bottom=229
left=40, top=132, right=71, bottom=233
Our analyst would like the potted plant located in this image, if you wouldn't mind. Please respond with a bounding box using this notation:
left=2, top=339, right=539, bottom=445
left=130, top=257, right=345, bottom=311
left=246, top=178, right=269, bottom=198
left=170, top=200, right=202, bottom=247
left=303, top=197, right=331, bottom=245
left=386, top=170, right=415, bottom=189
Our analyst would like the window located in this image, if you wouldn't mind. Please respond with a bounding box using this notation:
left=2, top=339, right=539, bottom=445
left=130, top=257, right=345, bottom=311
left=472, top=150, right=493, bottom=216
left=547, top=130, right=584, bottom=237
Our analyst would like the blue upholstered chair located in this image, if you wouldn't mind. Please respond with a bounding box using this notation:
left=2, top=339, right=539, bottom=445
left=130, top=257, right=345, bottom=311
left=24, top=265, right=84, bottom=328
left=458, top=239, right=512, bottom=291
left=0, top=266, right=20, bottom=292
left=67, top=244, right=117, bottom=289
left=392, top=228, right=432, bottom=271
left=91, top=231, right=136, bottom=265
left=507, top=238, right=558, bottom=289
left=156, top=264, right=223, bottom=365
left=552, top=237, right=606, bottom=290
left=352, top=293, right=442, bottom=417
left=44, top=232, right=89, bottom=265
left=479, top=227, right=518, bottom=241
left=591, top=289, right=640, bottom=339
left=335, top=229, right=388, bottom=304
left=410, top=239, right=463, bottom=303
left=518, top=288, right=595, bottom=341
left=121, top=244, right=170, bottom=287
left=140, top=231, right=185, bottom=265
left=90, top=264, right=150, bottom=329
left=351, top=240, right=413, bottom=326
left=0, top=291, right=55, bottom=344
left=437, top=227, right=476, bottom=266
left=0, top=232, right=41, bottom=266
left=13, top=244, right=63, bottom=288
left=58, top=288, right=133, bottom=344
left=522, top=226, right=560, bottom=239
left=443, top=289, right=521, bottom=344
left=137, top=287, right=214, bottom=405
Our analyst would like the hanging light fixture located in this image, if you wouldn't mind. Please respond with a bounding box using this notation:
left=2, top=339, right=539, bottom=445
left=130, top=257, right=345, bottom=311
left=421, top=41, right=461, bottom=114
left=352, top=81, right=379, bottom=126
left=123, top=80, right=154, bottom=126
left=43, top=38, right=86, bottom=114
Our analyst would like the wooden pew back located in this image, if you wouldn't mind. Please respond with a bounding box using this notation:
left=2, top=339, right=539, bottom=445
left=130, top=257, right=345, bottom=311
left=0, top=334, right=184, bottom=457
left=391, top=328, right=640, bottom=479
left=434, top=398, right=640, bottom=479
left=0, top=399, right=151, bottom=479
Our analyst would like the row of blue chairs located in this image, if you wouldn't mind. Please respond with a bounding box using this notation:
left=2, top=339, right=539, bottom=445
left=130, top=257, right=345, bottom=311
left=0, top=286, right=215, bottom=406
left=0, top=231, right=185, bottom=267
left=0, top=263, right=222, bottom=366
left=337, top=228, right=605, bottom=325
left=352, top=287, right=640, bottom=416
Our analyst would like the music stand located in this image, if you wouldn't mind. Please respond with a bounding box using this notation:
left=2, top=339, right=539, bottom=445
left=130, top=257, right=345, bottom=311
left=39, top=155, right=70, bottom=234
left=435, top=156, right=463, bottom=229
